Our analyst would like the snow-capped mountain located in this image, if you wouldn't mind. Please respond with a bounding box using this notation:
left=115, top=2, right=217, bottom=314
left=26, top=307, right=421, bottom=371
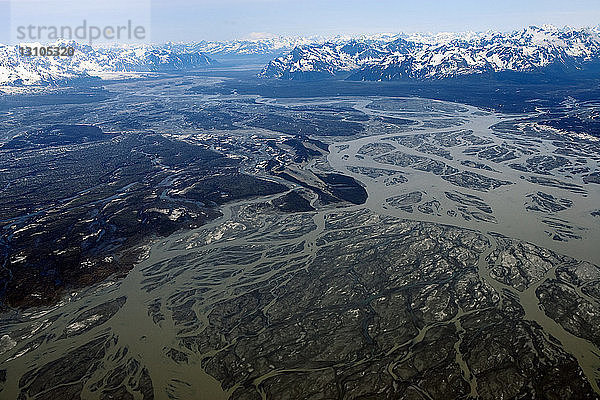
left=0, top=42, right=214, bottom=86
left=177, top=37, right=325, bottom=56
left=261, top=38, right=414, bottom=80
left=172, top=34, right=404, bottom=57
left=4, top=26, right=600, bottom=86
left=261, top=26, right=600, bottom=81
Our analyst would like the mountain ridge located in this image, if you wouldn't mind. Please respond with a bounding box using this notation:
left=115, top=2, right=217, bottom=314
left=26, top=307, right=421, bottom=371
left=0, top=42, right=215, bottom=86
left=260, top=26, right=600, bottom=81
left=3, top=26, right=600, bottom=86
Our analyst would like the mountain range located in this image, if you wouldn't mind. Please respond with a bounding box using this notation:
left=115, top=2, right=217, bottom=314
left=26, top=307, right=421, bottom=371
left=0, top=42, right=214, bottom=86
left=261, top=26, right=600, bottom=81
left=2, top=26, right=600, bottom=86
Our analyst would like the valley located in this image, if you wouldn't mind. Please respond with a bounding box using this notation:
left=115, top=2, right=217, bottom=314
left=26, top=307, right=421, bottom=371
left=0, top=72, right=599, bottom=399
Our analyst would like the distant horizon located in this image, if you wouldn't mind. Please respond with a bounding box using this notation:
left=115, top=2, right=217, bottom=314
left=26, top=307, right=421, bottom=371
left=195, top=23, right=600, bottom=43
left=174, top=23, right=600, bottom=43
left=3, top=24, right=600, bottom=47
left=2, top=0, right=600, bottom=44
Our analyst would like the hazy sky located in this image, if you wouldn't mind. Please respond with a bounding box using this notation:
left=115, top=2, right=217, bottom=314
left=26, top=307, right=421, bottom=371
left=3, top=0, right=600, bottom=43
left=151, top=0, right=600, bottom=41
